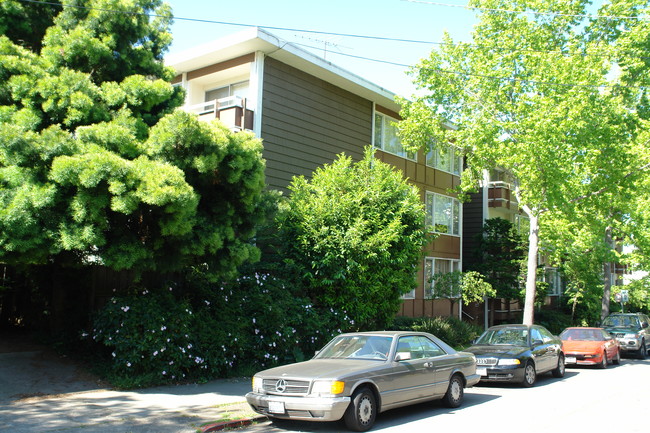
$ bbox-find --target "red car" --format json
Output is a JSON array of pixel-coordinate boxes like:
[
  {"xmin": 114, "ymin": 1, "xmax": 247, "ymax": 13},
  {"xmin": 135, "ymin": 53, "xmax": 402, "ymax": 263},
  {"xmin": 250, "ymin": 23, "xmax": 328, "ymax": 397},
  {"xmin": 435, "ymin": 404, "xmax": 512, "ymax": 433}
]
[{"xmin": 560, "ymin": 327, "xmax": 621, "ymax": 368}]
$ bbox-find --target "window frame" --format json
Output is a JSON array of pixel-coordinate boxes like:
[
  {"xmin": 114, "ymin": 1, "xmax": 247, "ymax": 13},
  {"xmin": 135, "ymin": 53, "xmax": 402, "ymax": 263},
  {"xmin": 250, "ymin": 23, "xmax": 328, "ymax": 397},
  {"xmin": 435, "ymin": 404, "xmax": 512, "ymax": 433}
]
[
  {"xmin": 373, "ymin": 112, "xmax": 416, "ymax": 161},
  {"xmin": 426, "ymin": 141, "xmax": 462, "ymax": 175},
  {"xmin": 424, "ymin": 257, "xmax": 461, "ymax": 299},
  {"xmin": 425, "ymin": 191, "xmax": 461, "ymax": 236}
]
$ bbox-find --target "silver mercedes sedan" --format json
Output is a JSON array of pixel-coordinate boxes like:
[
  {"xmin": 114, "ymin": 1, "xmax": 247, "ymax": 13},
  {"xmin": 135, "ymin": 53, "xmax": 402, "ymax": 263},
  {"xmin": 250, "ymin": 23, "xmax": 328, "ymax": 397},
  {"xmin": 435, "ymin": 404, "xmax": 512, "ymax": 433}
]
[{"xmin": 245, "ymin": 330, "xmax": 479, "ymax": 431}]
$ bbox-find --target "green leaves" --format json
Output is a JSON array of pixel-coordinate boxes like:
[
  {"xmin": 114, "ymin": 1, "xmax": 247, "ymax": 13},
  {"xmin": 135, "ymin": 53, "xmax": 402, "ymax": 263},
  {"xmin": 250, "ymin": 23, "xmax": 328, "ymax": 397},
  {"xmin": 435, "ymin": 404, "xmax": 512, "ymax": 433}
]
[
  {"xmin": 401, "ymin": 0, "xmax": 650, "ymax": 323},
  {"xmin": 278, "ymin": 147, "xmax": 427, "ymax": 330},
  {"xmin": 0, "ymin": 2, "xmax": 267, "ymax": 279}
]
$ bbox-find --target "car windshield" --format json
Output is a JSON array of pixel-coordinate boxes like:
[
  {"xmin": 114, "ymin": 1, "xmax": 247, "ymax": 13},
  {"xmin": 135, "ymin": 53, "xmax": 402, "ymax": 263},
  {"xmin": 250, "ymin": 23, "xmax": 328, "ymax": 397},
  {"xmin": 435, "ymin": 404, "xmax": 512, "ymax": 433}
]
[
  {"xmin": 315, "ymin": 335, "xmax": 393, "ymax": 361},
  {"xmin": 602, "ymin": 315, "xmax": 638, "ymax": 328},
  {"xmin": 476, "ymin": 328, "xmax": 528, "ymax": 346},
  {"xmin": 560, "ymin": 328, "xmax": 605, "ymax": 341}
]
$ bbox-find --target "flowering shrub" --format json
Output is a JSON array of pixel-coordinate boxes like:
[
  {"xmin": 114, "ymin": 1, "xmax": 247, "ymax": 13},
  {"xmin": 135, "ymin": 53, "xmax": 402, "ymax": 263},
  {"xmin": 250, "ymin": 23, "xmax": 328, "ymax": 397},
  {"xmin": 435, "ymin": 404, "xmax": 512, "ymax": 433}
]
[
  {"xmin": 91, "ymin": 267, "xmax": 351, "ymax": 387},
  {"xmin": 92, "ymin": 289, "xmax": 206, "ymax": 386}
]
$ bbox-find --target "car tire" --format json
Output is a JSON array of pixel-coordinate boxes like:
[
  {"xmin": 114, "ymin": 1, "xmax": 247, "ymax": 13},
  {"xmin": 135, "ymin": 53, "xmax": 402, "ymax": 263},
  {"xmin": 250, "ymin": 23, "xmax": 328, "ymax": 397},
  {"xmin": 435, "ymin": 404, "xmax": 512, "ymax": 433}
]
[
  {"xmin": 599, "ymin": 351, "xmax": 608, "ymax": 369},
  {"xmin": 344, "ymin": 387, "xmax": 376, "ymax": 432},
  {"xmin": 552, "ymin": 354, "xmax": 565, "ymax": 378},
  {"xmin": 613, "ymin": 350, "xmax": 621, "ymax": 365},
  {"xmin": 442, "ymin": 374, "xmax": 464, "ymax": 408},
  {"xmin": 522, "ymin": 361, "xmax": 536, "ymax": 387}
]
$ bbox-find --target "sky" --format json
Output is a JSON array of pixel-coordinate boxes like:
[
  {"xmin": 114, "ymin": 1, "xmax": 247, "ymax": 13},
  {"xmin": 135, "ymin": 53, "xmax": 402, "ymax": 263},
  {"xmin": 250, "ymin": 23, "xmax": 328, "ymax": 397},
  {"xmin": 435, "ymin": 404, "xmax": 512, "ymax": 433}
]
[{"xmin": 164, "ymin": 0, "xmax": 480, "ymax": 97}]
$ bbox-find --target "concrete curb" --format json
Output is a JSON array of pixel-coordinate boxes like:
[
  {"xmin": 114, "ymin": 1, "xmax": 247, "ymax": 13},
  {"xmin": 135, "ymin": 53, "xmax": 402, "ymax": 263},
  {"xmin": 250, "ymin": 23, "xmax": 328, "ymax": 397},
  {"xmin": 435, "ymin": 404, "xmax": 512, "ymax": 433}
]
[{"xmin": 199, "ymin": 415, "xmax": 267, "ymax": 432}]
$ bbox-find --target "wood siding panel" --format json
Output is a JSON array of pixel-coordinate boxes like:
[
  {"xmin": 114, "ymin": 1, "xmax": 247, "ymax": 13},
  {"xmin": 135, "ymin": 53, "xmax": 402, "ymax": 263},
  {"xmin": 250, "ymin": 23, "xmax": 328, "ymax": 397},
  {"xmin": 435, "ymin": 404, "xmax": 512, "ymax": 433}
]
[{"xmin": 261, "ymin": 57, "xmax": 372, "ymax": 191}]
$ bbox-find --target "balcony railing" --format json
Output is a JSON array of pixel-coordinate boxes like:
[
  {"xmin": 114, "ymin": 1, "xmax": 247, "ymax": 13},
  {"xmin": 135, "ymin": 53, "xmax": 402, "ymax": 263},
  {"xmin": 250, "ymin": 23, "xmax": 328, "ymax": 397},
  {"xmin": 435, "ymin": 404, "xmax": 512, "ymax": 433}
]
[
  {"xmin": 487, "ymin": 180, "xmax": 518, "ymax": 209},
  {"xmin": 185, "ymin": 96, "xmax": 254, "ymax": 131}
]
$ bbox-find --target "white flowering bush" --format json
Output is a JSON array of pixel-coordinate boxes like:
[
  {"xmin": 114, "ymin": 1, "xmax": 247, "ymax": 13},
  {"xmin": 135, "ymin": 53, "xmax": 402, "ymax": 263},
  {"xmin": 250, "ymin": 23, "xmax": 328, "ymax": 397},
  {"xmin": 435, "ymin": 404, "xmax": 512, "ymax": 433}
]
[
  {"xmin": 92, "ymin": 290, "xmax": 204, "ymax": 387},
  {"xmin": 91, "ymin": 265, "xmax": 350, "ymax": 387}
]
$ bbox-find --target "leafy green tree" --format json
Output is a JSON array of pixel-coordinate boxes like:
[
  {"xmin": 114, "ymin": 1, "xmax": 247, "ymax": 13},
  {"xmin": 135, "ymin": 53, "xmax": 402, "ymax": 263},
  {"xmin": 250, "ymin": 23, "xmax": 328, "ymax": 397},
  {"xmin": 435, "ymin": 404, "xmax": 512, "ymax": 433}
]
[
  {"xmin": 276, "ymin": 148, "xmax": 428, "ymax": 330},
  {"xmin": 430, "ymin": 270, "xmax": 495, "ymax": 316},
  {"xmin": 468, "ymin": 218, "xmax": 526, "ymax": 300},
  {"xmin": 0, "ymin": 0, "xmax": 266, "ymax": 280},
  {"xmin": 399, "ymin": 0, "xmax": 647, "ymax": 325}
]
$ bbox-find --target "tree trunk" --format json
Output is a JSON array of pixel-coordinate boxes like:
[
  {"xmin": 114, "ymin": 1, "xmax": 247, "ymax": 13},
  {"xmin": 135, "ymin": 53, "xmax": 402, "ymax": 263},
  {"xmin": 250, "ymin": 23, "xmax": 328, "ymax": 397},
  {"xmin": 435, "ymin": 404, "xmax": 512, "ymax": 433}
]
[
  {"xmin": 522, "ymin": 211, "xmax": 539, "ymax": 326},
  {"xmin": 601, "ymin": 225, "xmax": 614, "ymax": 321}
]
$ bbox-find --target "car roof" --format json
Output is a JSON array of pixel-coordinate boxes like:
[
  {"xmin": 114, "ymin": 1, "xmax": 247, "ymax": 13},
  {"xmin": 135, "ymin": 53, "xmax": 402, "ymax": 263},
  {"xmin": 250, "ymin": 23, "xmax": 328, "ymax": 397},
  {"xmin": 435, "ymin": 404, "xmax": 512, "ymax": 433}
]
[
  {"xmin": 563, "ymin": 327, "xmax": 602, "ymax": 330},
  {"xmin": 487, "ymin": 324, "xmax": 531, "ymax": 329},
  {"xmin": 337, "ymin": 331, "xmax": 431, "ymax": 337}
]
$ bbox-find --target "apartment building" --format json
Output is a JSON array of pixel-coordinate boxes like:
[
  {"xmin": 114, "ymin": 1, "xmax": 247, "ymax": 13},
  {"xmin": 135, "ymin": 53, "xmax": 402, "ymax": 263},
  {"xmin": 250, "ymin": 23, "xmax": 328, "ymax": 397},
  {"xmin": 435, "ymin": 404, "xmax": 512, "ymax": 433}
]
[{"xmin": 167, "ymin": 27, "xmax": 463, "ymax": 318}]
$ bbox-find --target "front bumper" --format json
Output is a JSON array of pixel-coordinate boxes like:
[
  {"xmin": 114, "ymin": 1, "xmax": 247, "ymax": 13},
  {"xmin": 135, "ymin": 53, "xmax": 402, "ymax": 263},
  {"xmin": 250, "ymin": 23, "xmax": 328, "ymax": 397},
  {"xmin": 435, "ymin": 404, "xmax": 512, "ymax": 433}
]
[
  {"xmin": 475, "ymin": 365, "xmax": 525, "ymax": 383},
  {"xmin": 615, "ymin": 338, "xmax": 642, "ymax": 352},
  {"xmin": 245, "ymin": 392, "xmax": 350, "ymax": 422},
  {"xmin": 564, "ymin": 353, "xmax": 602, "ymax": 366}
]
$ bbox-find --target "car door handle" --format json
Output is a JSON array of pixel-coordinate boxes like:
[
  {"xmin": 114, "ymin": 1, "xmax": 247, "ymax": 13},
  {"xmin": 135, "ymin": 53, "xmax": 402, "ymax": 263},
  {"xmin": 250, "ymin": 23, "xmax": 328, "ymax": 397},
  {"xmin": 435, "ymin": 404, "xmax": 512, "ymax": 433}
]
[{"xmin": 423, "ymin": 362, "xmax": 434, "ymax": 368}]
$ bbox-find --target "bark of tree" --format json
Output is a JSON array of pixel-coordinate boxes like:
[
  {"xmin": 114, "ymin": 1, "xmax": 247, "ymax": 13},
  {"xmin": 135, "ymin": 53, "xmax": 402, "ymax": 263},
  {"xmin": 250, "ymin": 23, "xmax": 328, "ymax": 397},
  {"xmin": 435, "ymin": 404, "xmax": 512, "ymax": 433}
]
[{"xmin": 523, "ymin": 209, "xmax": 539, "ymax": 326}]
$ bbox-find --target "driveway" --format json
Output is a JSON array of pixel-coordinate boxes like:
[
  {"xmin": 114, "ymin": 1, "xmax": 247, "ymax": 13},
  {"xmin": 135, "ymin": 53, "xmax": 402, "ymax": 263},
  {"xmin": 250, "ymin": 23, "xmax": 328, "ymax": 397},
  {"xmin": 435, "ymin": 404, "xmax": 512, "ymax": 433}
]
[
  {"xmin": 0, "ymin": 331, "xmax": 257, "ymax": 432},
  {"xmin": 0, "ymin": 331, "xmax": 105, "ymax": 401}
]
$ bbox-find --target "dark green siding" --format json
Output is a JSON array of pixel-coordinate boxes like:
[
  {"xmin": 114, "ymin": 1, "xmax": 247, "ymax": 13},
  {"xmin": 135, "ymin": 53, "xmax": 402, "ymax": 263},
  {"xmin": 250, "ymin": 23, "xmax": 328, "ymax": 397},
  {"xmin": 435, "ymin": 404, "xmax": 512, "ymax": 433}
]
[{"xmin": 261, "ymin": 57, "xmax": 373, "ymax": 191}]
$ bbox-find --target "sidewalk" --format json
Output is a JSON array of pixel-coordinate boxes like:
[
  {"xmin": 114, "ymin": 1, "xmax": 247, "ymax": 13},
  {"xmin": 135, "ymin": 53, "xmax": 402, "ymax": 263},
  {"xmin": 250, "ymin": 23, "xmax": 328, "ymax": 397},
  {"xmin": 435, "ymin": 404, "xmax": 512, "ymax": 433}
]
[{"xmin": 0, "ymin": 334, "xmax": 265, "ymax": 432}]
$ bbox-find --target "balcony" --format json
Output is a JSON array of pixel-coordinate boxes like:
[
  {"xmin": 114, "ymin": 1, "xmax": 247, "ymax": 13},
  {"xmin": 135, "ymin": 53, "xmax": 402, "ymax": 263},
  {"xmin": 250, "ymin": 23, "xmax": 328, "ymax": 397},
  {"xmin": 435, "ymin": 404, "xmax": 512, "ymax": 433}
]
[
  {"xmin": 487, "ymin": 181, "xmax": 518, "ymax": 210},
  {"xmin": 185, "ymin": 96, "xmax": 254, "ymax": 132}
]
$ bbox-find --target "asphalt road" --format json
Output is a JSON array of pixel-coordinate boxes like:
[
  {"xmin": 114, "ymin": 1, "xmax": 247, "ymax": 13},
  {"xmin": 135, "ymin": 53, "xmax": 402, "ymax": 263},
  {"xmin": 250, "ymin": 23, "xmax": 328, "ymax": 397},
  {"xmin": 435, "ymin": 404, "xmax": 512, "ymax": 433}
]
[{"xmin": 239, "ymin": 356, "xmax": 650, "ymax": 433}]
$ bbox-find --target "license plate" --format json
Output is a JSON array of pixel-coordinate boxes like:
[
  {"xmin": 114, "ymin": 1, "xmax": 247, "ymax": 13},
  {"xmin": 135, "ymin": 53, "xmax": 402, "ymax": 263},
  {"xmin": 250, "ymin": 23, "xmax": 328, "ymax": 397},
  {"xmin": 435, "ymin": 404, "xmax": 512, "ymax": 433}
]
[
  {"xmin": 566, "ymin": 357, "xmax": 577, "ymax": 364},
  {"xmin": 268, "ymin": 400, "xmax": 285, "ymax": 414},
  {"xmin": 477, "ymin": 367, "xmax": 487, "ymax": 376}
]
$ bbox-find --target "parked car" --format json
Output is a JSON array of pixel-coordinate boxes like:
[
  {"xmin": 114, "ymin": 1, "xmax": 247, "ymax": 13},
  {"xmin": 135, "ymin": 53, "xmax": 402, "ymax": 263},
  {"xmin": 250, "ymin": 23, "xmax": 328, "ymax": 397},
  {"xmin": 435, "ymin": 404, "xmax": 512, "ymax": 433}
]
[
  {"xmin": 245, "ymin": 331, "xmax": 479, "ymax": 432},
  {"xmin": 560, "ymin": 327, "xmax": 621, "ymax": 368},
  {"xmin": 601, "ymin": 312, "xmax": 650, "ymax": 359},
  {"xmin": 466, "ymin": 324, "xmax": 565, "ymax": 387}
]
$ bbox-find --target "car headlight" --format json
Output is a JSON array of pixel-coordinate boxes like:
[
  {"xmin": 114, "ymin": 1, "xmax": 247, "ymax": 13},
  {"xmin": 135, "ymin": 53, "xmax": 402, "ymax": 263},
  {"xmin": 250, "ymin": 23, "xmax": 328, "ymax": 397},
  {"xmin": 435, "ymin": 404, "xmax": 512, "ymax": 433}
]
[
  {"xmin": 252, "ymin": 376, "xmax": 263, "ymax": 393},
  {"xmin": 624, "ymin": 333, "xmax": 638, "ymax": 339},
  {"xmin": 498, "ymin": 358, "xmax": 521, "ymax": 366},
  {"xmin": 310, "ymin": 380, "xmax": 345, "ymax": 396}
]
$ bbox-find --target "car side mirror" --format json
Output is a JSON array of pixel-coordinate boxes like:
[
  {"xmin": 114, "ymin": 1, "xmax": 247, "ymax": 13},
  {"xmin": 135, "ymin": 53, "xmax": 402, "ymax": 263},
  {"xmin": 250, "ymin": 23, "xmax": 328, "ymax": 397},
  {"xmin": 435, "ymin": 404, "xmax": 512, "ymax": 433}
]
[
  {"xmin": 395, "ymin": 352, "xmax": 412, "ymax": 362},
  {"xmin": 532, "ymin": 339, "xmax": 543, "ymax": 347},
  {"xmin": 643, "ymin": 322, "xmax": 648, "ymax": 329}
]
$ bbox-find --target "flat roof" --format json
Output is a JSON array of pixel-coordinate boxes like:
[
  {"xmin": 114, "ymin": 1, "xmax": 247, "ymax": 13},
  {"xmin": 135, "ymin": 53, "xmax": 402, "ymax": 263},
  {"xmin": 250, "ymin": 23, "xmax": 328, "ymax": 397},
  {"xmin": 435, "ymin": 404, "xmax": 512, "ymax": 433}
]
[{"xmin": 165, "ymin": 27, "xmax": 402, "ymax": 113}]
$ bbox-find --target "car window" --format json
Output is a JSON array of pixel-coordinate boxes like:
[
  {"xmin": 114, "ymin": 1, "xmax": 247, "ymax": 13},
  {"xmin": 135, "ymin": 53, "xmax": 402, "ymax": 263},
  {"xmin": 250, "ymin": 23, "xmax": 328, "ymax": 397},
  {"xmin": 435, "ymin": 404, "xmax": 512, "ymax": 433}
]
[
  {"xmin": 415, "ymin": 336, "xmax": 446, "ymax": 358},
  {"xmin": 537, "ymin": 327, "xmax": 555, "ymax": 343},
  {"xmin": 476, "ymin": 328, "xmax": 528, "ymax": 345},
  {"xmin": 396, "ymin": 336, "xmax": 416, "ymax": 359},
  {"xmin": 602, "ymin": 330, "xmax": 613, "ymax": 340},
  {"xmin": 317, "ymin": 335, "xmax": 392, "ymax": 360},
  {"xmin": 530, "ymin": 328, "xmax": 543, "ymax": 343}
]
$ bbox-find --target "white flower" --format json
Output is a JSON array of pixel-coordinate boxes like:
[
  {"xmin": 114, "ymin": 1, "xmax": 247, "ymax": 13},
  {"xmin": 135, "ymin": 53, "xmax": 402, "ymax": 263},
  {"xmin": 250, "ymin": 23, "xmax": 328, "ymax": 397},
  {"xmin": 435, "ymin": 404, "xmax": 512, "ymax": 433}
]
[{"xmin": 126, "ymin": 362, "xmax": 131, "ymax": 367}]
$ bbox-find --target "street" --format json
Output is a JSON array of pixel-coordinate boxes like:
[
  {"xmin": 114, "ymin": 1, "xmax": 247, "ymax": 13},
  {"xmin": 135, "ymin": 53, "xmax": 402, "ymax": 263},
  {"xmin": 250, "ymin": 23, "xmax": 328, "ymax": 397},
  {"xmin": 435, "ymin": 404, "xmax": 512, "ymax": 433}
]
[{"xmin": 239, "ymin": 357, "xmax": 649, "ymax": 433}]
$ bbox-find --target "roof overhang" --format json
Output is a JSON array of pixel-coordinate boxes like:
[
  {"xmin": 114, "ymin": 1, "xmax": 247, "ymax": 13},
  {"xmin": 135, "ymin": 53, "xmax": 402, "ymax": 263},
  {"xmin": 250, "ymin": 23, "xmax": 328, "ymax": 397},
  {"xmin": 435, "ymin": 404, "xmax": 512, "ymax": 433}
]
[{"xmin": 166, "ymin": 27, "xmax": 402, "ymax": 113}]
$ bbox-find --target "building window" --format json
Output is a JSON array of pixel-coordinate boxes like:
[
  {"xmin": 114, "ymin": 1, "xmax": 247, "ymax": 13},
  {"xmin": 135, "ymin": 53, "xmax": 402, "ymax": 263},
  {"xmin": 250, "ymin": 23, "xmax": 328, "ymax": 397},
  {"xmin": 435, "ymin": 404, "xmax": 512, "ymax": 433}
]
[
  {"xmin": 425, "ymin": 192, "xmax": 461, "ymax": 235},
  {"xmin": 514, "ymin": 214, "xmax": 529, "ymax": 236},
  {"xmin": 374, "ymin": 112, "xmax": 416, "ymax": 161},
  {"xmin": 426, "ymin": 142, "xmax": 462, "ymax": 175},
  {"xmin": 204, "ymin": 81, "xmax": 249, "ymax": 111},
  {"xmin": 544, "ymin": 267, "xmax": 564, "ymax": 296},
  {"xmin": 424, "ymin": 257, "xmax": 461, "ymax": 299},
  {"xmin": 401, "ymin": 287, "xmax": 415, "ymax": 300}
]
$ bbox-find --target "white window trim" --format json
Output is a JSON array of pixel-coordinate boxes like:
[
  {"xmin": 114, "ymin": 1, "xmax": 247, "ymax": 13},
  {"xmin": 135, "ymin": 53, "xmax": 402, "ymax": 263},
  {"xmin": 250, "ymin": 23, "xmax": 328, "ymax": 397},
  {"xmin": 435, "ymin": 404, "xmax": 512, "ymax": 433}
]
[
  {"xmin": 424, "ymin": 257, "xmax": 461, "ymax": 299},
  {"xmin": 426, "ymin": 142, "xmax": 462, "ymax": 176},
  {"xmin": 425, "ymin": 191, "xmax": 462, "ymax": 237},
  {"xmin": 373, "ymin": 110, "xmax": 417, "ymax": 162}
]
